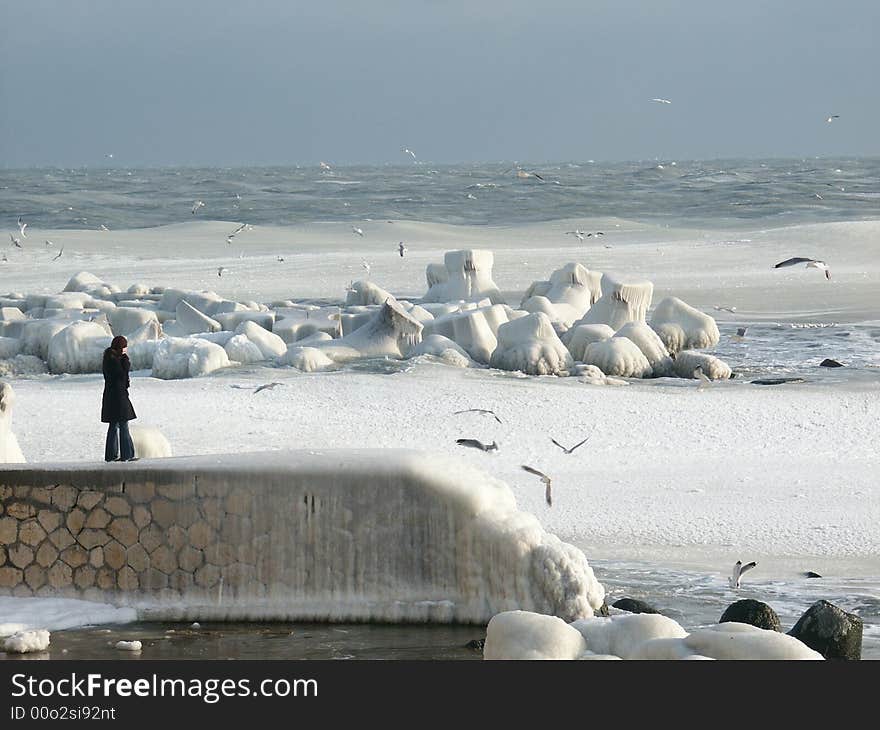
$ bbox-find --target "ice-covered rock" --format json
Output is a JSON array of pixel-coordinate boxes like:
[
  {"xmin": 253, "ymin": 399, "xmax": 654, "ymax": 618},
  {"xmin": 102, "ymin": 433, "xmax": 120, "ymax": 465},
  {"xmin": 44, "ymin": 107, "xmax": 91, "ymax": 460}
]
[
  {"xmin": 345, "ymin": 280, "xmax": 395, "ymax": 307},
  {"xmin": 175, "ymin": 299, "xmax": 221, "ymax": 334},
  {"xmin": 409, "ymin": 334, "xmax": 475, "ymax": 367},
  {"xmin": 572, "ymin": 613, "xmax": 688, "ymax": 659},
  {"xmin": 130, "ymin": 425, "xmax": 173, "ymax": 459},
  {"xmin": 316, "ymin": 298, "xmax": 423, "ymax": 362},
  {"xmin": 47, "ymin": 320, "xmax": 111, "ymax": 374},
  {"xmin": 0, "ymin": 355, "xmax": 48, "ymax": 378},
  {"xmin": 109, "ymin": 307, "xmax": 159, "ymax": 336},
  {"xmin": 63, "ymin": 271, "xmax": 112, "ymax": 293},
  {"xmin": 0, "ymin": 381, "xmax": 26, "ymax": 463},
  {"xmin": 152, "ymin": 337, "xmax": 231, "ymax": 379},
  {"xmin": 650, "ymin": 296, "xmax": 720, "ymax": 353},
  {"xmin": 522, "ymin": 263, "xmax": 602, "ymax": 321},
  {"xmin": 613, "ymin": 322, "xmax": 674, "ymax": 377},
  {"xmin": 424, "ymin": 304, "xmax": 510, "ymax": 363},
  {"xmin": 278, "ymin": 346, "xmax": 336, "ymax": 372},
  {"xmin": 563, "ymin": 323, "xmax": 615, "ymax": 360},
  {"xmin": 224, "ymin": 334, "xmax": 265, "ymax": 364},
  {"xmin": 672, "ymin": 350, "xmax": 732, "ymax": 380},
  {"xmin": 484, "ymin": 610, "xmax": 587, "ymax": 660},
  {"xmin": 489, "ymin": 312, "xmax": 573, "ymax": 376},
  {"xmin": 295, "ymin": 331, "xmax": 333, "ymax": 346},
  {"xmin": 582, "ymin": 337, "xmax": 653, "ymax": 378},
  {"xmin": 2, "ymin": 629, "xmax": 50, "ymax": 654},
  {"xmin": 575, "ymin": 273, "xmax": 653, "ymax": 331},
  {"xmin": 234, "ymin": 321, "xmax": 287, "ymax": 359},
  {"xmin": 214, "ymin": 310, "xmax": 275, "ymax": 332},
  {"xmin": 422, "ymin": 250, "xmax": 505, "ymax": 304},
  {"xmin": 521, "ymin": 295, "xmax": 582, "ymax": 329},
  {"xmin": 0, "ymin": 307, "xmax": 25, "ymax": 322},
  {"xmin": 0, "ymin": 336, "xmax": 22, "ymax": 359},
  {"xmin": 127, "ymin": 283, "xmax": 152, "ymax": 297},
  {"xmin": 337, "ymin": 307, "xmax": 378, "ymax": 337},
  {"xmin": 631, "ymin": 623, "xmax": 823, "ymax": 660},
  {"xmin": 114, "ymin": 640, "xmax": 142, "ymax": 652}
]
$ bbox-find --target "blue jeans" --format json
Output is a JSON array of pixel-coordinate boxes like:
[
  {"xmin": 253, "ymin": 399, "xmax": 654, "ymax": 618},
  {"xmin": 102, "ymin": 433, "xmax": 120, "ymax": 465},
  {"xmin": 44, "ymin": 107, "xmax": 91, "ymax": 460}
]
[{"xmin": 105, "ymin": 421, "xmax": 135, "ymax": 461}]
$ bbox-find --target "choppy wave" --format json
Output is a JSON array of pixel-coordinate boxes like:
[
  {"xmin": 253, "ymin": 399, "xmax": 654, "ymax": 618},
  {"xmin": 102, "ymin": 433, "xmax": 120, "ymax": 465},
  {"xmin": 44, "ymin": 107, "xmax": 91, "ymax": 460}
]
[{"xmin": 2, "ymin": 157, "xmax": 879, "ymax": 231}]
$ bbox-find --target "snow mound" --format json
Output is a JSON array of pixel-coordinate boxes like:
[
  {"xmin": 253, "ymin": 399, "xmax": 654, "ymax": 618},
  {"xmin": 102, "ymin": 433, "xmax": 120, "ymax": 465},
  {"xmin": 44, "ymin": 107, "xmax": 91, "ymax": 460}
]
[
  {"xmin": 130, "ymin": 425, "xmax": 173, "ymax": 458},
  {"xmin": 572, "ymin": 613, "xmax": 689, "ymax": 659},
  {"xmin": 2, "ymin": 629, "xmax": 50, "ymax": 654},
  {"xmin": 672, "ymin": 350, "xmax": 733, "ymax": 380},
  {"xmin": 115, "ymin": 640, "xmax": 142, "ymax": 652},
  {"xmin": 234, "ymin": 320, "xmax": 287, "ymax": 359},
  {"xmin": 0, "ymin": 355, "xmax": 48, "ymax": 378},
  {"xmin": 563, "ymin": 323, "xmax": 615, "ymax": 360},
  {"xmin": 631, "ymin": 623, "xmax": 823, "ymax": 660},
  {"xmin": 152, "ymin": 337, "xmax": 231, "ymax": 379},
  {"xmin": 224, "ymin": 334, "xmax": 265, "ymax": 364},
  {"xmin": 613, "ymin": 322, "xmax": 673, "ymax": 377},
  {"xmin": 650, "ymin": 296, "xmax": 720, "ymax": 353},
  {"xmin": 582, "ymin": 337, "xmax": 653, "ymax": 378},
  {"xmin": 278, "ymin": 346, "xmax": 335, "ymax": 372}
]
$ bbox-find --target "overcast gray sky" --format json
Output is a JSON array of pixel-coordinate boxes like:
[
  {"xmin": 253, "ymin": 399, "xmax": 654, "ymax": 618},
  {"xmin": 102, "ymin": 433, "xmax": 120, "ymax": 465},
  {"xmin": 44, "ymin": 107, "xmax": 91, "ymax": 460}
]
[{"xmin": 1, "ymin": 0, "xmax": 877, "ymax": 167}]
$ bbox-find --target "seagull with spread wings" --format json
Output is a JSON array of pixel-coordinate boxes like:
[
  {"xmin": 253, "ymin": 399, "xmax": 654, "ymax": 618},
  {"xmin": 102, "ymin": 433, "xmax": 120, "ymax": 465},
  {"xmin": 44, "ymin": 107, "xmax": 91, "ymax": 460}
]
[
  {"xmin": 521, "ymin": 465, "xmax": 553, "ymax": 506},
  {"xmin": 728, "ymin": 560, "xmax": 757, "ymax": 589},
  {"xmin": 453, "ymin": 408, "xmax": 503, "ymax": 424},
  {"xmin": 550, "ymin": 434, "xmax": 592, "ymax": 454},
  {"xmin": 773, "ymin": 257, "xmax": 831, "ymax": 280}
]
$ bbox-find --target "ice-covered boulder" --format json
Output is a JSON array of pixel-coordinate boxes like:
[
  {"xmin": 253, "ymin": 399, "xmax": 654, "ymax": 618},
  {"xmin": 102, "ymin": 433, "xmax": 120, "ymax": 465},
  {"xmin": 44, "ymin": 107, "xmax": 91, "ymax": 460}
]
[
  {"xmin": 47, "ymin": 321, "xmax": 110, "ymax": 374},
  {"xmin": 126, "ymin": 320, "xmax": 163, "ymax": 371},
  {"xmin": 650, "ymin": 297, "xmax": 720, "ymax": 353},
  {"xmin": 127, "ymin": 283, "xmax": 152, "ymax": 297},
  {"xmin": 63, "ymin": 271, "xmax": 111, "ymax": 293},
  {"xmin": 345, "ymin": 280, "xmax": 395, "ymax": 307},
  {"xmin": 224, "ymin": 334, "xmax": 265, "ymax": 364},
  {"xmin": 214, "ymin": 310, "xmax": 275, "ymax": 332},
  {"xmin": 489, "ymin": 312, "xmax": 573, "ymax": 376},
  {"xmin": 0, "ymin": 381, "xmax": 26, "ymax": 463},
  {"xmin": 234, "ymin": 321, "xmax": 287, "ymax": 359},
  {"xmin": 422, "ymin": 250, "xmax": 505, "ymax": 304},
  {"xmin": 424, "ymin": 304, "xmax": 510, "ymax": 363},
  {"xmin": 0, "ymin": 355, "xmax": 48, "ymax": 377},
  {"xmin": 484, "ymin": 610, "xmax": 587, "ymax": 660},
  {"xmin": 631, "ymin": 623, "xmax": 823, "ymax": 660},
  {"xmin": 0, "ymin": 307, "xmax": 25, "ymax": 322},
  {"xmin": 582, "ymin": 337, "xmax": 653, "ymax": 378},
  {"xmin": 315, "ymin": 298, "xmax": 423, "ymax": 362},
  {"xmin": 337, "ymin": 307, "xmax": 379, "ymax": 337},
  {"xmin": 425, "ymin": 262, "xmax": 449, "ymax": 289},
  {"xmin": 572, "ymin": 613, "xmax": 688, "ymax": 659},
  {"xmin": 175, "ymin": 299, "xmax": 221, "ymax": 334},
  {"xmin": 109, "ymin": 307, "xmax": 159, "ymax": 336},
  {"xmin": 575, "ymin": 274, "xmax": 653, "ymax": 331},
  {"xmin": 563, "ymin": 323, "xmax": 615, "ymax": 360},
  {"xmin": 130, "ymin": 425, "xmax": 173, "ymax": 459},
  {"xmin": 278, "ymin": 346, "xmax": 336, "ymax": 372},
  {"xmin": 521, "ymin": 295, "xmax": 582, "ymax": 329},
  {"xmin": 152, "ymin": 337, "xmax": 231, "ymax": 379},
  {"xmin": 295, "ymin": 331, "xmax": 333, "ymax": 346},
  {"xmin": 0, "ymin": 336, "xmax": 22, "ymax": 359},
  {"xmin": 408, "ymin": 334, "xmax": 475, "ymax": 367},
  {"xmin": 523, "ymin": 263, "xmax": 602, "ymax": 319},
  {"xmin": 672, "ymin": 350, "xmax": 732, "ymax": 380},
  {"xmin": 274, "ymin": 308, "xmax": 342, "ymax": 342},
  {"xmin": 613, "ymin": 322, "xmax": 674, "ymax": 377}
]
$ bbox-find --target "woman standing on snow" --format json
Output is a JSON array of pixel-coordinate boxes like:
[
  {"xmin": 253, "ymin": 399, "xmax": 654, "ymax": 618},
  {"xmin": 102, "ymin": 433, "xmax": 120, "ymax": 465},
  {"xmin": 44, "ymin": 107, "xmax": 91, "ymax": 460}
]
[{"xmin": 101, "ymin": 335, "xmax": 137, "ymax": 462}]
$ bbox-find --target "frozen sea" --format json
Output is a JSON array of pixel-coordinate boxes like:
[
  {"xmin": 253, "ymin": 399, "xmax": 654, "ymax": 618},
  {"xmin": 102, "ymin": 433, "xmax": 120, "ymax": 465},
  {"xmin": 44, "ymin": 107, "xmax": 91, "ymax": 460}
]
[{"xmin": 1, "ymin": 158, "xmax": 879, "ymax": 658}]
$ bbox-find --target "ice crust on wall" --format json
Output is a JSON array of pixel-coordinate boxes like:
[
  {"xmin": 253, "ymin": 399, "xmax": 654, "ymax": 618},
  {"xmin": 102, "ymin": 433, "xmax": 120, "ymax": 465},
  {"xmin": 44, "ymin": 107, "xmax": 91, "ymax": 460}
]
[
  {"xmin": 0, "ymin": 381, "xmax": 26, "ymax": 463},
  {"xmin": 422, "ymin": 250, "xmax": 505, "ymax": 304},
  {"xmin": 0, "ymin": 451, "xmax": 605, "ymax": 623}
]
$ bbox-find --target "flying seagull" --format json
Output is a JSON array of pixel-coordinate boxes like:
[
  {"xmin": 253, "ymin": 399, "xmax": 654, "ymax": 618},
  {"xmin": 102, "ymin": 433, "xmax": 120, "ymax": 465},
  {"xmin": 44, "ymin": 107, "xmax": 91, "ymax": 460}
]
[
  {"xmin": 218, "ymin": 266, "xmax": 228, "ymax": 277},
  {"xmin": 773, "ymin": 257, "xmax": 831, "ymax": 280},
  {"xmin": 9, "ymin": 233, "xmax": 22, "ymax": 248},
  {"xmin": 515, "ymin": 169, "xmax": 544, "ymax": 181},
  {"xmin": 192, "ymin": 200, "xmax": 206, "ymax": 215},
  {"xmin": 99, "ymin": 224, "xmax": 110, "ymax": 231},
  {"xmin": 361, "ymin": 259, "xmax": 371, "ymax": 277},
  {"xmin": 398, "ymin": 242, "xmax": 407, "ymax": 258},
  {"xmin": 728, "ymin": 560, "xmax": 757, "ymax": 589},
  {"xmin": 714, "ymin": 305, "xmax": 737, "ymax": 314},
  {"xmin": 550, "ymin": 434, "xmax": 592, "ymax": 454},
  {"xmin": 402, "ymin": 148, "xmax": 417, "ymax": 160},
  {"xmin": 52, "ymin": 247, "xmax": 64, "ymax": 262},
  {"xmin": 319, "ymin": 161, "xmax": 332, "ymax": 170},
  {"xmin": 231, "ymin": 223, "xmax": 248, "ymax": 235},
  {"xmin": 651, "ymin": 98, "xmax": 672, "ymax": 104},
  {"xmin": 254, "ymin": 382, "xmax": 283, "ymax": 394},
  {"xmin": 17, "ymin": 217, "xmax": 27, "ymax": 238},
  {"xmin": 277, "ymin": 255, "xmax": 285, "ymax": 263},
  {"xmin": 456, "ymin": 438, "xmax": 498, "ymax": 452},
  {"xmin": 825, "ymin": 115, "xmax": 840, "ymax": 123},
  {"xmin": 453, "ymin": 408, "xmax": 503, "ymax": 424},
  {"xmin": 352, "ymin": 226, "xmax": 364, "ymax": 237},
  {"xmin": 566, "ymin": 229, "xmax": 586, "ymax": 241},
  {"xmin": 586, "ymin": 231, "xmax": 604, "ymax": 238},
  {"xmin": 45, "ymin": 239, "xmax": 54, "ymax": 247},
  {"xmin": 521, "ymin": 465, "xmax": 553, "ymax": 507}
]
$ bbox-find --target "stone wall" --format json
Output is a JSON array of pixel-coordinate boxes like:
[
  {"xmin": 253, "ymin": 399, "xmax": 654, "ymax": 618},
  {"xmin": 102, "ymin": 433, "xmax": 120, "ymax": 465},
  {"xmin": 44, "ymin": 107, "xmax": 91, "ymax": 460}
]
[{"xmin": 0, "ymin": 451, "xmax": 604, "ymax": 623}]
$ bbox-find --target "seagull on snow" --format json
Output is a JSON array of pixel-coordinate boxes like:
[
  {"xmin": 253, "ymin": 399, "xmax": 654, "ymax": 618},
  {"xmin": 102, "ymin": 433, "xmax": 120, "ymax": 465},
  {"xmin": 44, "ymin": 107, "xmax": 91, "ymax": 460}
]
[
  {"xmin": 728, "ymin": 560, "xmax": 757, "ymax": 589},
  {"xmin": 773, "ymin": 257, "xmax": 831, "ymax": 280},
  {"xmin": 192, "ymin": 200, "xmax": 205, "ymax": 215},
  {"xmin": 218, "ymin": 266, "xmax": 228, "ymax": 277},
  {"xmin": 398, "ymin": 242, "xmax": 407, "ymax": 257}
]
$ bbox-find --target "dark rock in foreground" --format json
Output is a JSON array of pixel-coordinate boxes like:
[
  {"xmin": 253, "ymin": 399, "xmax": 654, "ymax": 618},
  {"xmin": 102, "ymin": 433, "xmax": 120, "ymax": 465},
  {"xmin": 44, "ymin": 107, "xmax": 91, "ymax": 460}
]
[
  {"xmin": 465, "ymin": 639, "xmax": 485, "ymax": 651},
  {"xmin": 819, "ymin": 358, "xmax": 844, "ymax": 367},
  {"xmin": 613, "ymin": 598, "xmax": 660, "ymax": 615},
  {"xmin": 804, "ymin": 571, "xmax": 823, "ymax": 578},
  {"xmin": 720, "ymin": 599, "xmax": 781, "ymax": 632},
  {"xmin": 788, "ymin": 600, "xmax": 862, "ymax": 660}
]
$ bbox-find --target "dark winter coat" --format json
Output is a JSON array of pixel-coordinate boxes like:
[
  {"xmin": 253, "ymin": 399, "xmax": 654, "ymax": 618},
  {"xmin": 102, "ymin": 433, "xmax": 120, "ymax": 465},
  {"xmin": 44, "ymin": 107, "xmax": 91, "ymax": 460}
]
[{"xmin": 101, "ymin": 348, "xmax": 137, "ymax": 423}]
